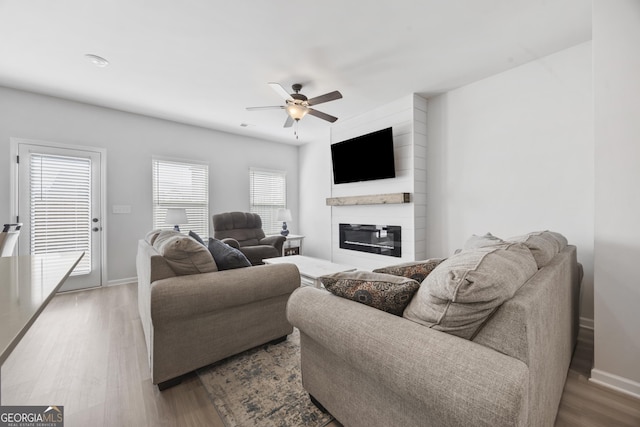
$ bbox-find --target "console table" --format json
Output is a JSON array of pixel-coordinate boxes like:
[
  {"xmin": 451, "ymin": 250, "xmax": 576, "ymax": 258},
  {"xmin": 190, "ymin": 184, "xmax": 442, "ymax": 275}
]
[{"xmin": 0, "ymin": 251, "xmax": 84, "ymax": 403}]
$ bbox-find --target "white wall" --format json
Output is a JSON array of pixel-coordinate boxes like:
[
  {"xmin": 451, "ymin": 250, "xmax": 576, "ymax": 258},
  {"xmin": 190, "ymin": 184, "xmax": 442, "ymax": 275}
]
[
  {"xmin": 298, "ymin": 132, "xmax": 332, "ymax": 260},
  {"xmin": 299, "ymin": 94, "xmax": 427, "ymax": 270},
  {"xmin": 592, "ymin": 0, "xmax": 640, "ymax": 398},
  {"xmin": 0, "ymin": 86, "xmax": 299, "ymax": 283},
  {"xmin": 330, "ymin": 95, "xmax": 427, "ymax": 269},
  {"xmin": 426, "ymin": 42, "xmax": 594, "ymax": 321}
]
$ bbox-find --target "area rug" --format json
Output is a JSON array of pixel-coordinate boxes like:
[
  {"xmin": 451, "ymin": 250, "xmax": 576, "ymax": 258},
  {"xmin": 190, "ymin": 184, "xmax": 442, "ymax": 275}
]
[{"xmin": 197, "ymin": 329, "xmax": 334, "ymax": 427}]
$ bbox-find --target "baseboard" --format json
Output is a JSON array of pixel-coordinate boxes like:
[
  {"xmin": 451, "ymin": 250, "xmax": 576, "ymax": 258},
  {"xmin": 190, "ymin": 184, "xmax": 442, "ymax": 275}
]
[
  {"xmin": 106, "ymin": 277, "xmax": 137, "ymax": 287},
  {"xmin": 590, "ymin": 369, "xmax": 640, "ymax": 399},
  {"xmin": 579, "ymin": 316, "xmax": 594, "ymax": 330}
]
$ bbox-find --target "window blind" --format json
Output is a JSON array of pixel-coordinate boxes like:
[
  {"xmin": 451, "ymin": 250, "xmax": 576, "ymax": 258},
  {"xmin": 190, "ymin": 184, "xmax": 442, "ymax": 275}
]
[
  {"xmin": 30, "ymin": 153, "xmax": 92, "ymax": 275},
  {"xmin": 249, "ymin": 168, "xmax": 286, "ymax": 235},
  {"xmin": 152, "ymin": 158, "xmax": 209, "ymax": 237}
]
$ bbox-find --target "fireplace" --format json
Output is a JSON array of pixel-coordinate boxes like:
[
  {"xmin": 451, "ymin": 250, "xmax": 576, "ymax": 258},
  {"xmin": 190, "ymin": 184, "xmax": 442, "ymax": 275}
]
[{"xmin": 339, "ymin": 224, "xmax": 401, "ymax": 257}]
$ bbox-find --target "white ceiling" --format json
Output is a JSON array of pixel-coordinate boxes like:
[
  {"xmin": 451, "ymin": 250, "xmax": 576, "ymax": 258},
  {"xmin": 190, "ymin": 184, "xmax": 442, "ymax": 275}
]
[{"xmin": 0, "ymin": 0, "xmax": 591, "ymax": 144}]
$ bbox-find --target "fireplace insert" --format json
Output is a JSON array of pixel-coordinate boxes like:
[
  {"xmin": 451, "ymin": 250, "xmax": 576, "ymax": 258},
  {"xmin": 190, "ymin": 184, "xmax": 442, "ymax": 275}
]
[{"xmin": 339, "ymin": 224, "xmax": 401, "ymax": 257}]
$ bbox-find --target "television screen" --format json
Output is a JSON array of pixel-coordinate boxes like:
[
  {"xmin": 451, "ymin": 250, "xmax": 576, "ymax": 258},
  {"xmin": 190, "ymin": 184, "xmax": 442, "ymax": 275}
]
[{"xmin": 330, "ymin": 127, "xmax": 395, "ymax": 184}]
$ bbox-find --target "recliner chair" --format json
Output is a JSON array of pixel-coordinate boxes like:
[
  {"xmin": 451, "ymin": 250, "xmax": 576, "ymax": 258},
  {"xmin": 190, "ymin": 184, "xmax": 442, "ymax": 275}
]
[{"xmin": 212, "ymin": 212, "xmax": 285, "ymax": 265}]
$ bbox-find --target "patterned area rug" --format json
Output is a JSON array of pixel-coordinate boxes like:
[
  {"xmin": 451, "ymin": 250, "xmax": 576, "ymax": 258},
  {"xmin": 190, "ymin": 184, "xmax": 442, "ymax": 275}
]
[{"xmin": 197, "ymin": 329, "xmax": 334, "ymax": 427}]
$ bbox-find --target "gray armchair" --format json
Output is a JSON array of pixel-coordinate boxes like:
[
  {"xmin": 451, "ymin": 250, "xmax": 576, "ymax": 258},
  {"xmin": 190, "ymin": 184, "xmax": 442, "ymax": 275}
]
[{"xmin": 212, "ymin": 212, "xmax": 285, "ymax": 265}]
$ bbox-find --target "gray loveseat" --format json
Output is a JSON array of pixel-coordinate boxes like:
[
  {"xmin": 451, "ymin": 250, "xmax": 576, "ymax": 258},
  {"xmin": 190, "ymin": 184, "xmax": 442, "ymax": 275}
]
[
  {"xmin": 287, "ymin": 232, "xmax": 581, "ymax": 427},
  {"xmin": 136, "ymin": 230, "xmax": 300, "ymax": 389}
]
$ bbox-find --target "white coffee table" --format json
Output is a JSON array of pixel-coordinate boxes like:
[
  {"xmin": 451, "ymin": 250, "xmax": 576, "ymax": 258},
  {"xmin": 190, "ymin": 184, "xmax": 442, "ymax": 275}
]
[{"xmin": 264, "ymin": 255, "xmax": 356, "ymax": 288}]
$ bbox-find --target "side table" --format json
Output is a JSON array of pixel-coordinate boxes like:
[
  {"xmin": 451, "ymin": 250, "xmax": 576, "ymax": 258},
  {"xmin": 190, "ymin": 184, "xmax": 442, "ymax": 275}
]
[{"xmin": 282, "ymin": 234, "xmax": 305, "ymax": 256}]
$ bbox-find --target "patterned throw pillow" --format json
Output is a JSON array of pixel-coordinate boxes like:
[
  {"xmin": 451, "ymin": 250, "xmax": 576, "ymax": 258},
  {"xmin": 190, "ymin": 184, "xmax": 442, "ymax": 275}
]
[
  {"xmin": 320, "ymin": 271, "xmax": 420, "ymax": 316},
  {"xmin": 373, "ymin": 258, "xmax": 445, "ymax": 283}
]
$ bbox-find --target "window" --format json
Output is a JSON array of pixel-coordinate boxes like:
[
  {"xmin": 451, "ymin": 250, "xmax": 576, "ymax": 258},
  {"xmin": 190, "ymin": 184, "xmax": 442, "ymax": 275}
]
[
  {"xmin": 29, "ymin": 153, "xmax": 92, "ymax": 275},
  {"xmin": 249, "ymin": 168, "xmax": 286, "ymax": 235},
  {"xmin": 153, "ymin": 157, "xmax": 209, "ymax": 236}
]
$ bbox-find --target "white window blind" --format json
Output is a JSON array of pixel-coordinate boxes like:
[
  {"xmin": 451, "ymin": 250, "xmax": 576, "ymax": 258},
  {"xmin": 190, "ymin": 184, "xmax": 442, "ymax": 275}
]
[
  {"xmin": 249, "ymin": 168, "xmax": 286, "ymax": 235},
  {"xmin": 152, "ymin": 158, "xmax": 209, "ymax": 236},
  {"xmin": 30, "ymin": 153, "xmax": 92, "ymax": 275}
]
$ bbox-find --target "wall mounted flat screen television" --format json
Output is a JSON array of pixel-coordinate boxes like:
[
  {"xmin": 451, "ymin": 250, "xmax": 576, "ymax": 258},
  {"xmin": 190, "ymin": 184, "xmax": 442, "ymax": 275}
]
[{"xmin": 331, "ymin": 127, "xmax": 395, "ymax": 184}]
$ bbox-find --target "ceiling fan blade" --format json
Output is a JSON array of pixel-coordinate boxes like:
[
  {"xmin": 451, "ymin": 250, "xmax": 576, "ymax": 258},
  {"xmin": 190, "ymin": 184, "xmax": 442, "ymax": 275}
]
[
  {"xmin": 284, "ymin": 115, "xmax": 294, "ymax": 128},
  {"xmin": 307, "ymin": 90, "xmax": 343, "ymax": 106},
  {"xmin": 268, "ymin": 82, "xmax": 294, "ymax": 101},
  {"xmin": 308, "ymin": 108, "xmax": 338, "ymax": 123},
  {"xmin": 246, "ymin": 105, "xmax": 285, "ymax": 111}
]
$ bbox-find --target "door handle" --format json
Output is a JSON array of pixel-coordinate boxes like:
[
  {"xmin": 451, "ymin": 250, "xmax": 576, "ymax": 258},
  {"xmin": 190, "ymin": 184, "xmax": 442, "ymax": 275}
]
[{"xmin": 92, "ymin": 227, "xmax": 100, "ymax": 232}]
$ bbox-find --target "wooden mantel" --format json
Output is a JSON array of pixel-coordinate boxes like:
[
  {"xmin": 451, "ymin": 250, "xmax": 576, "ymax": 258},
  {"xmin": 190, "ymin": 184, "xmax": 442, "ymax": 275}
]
[{"xmin": 326, "ymin": 192, "xmax": 411, "ymax": 206}]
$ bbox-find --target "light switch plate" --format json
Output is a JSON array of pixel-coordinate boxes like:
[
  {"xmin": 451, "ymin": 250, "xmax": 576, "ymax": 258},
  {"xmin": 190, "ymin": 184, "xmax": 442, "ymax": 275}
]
[{"xmin": 112, "ymin": 205, "xmax": 132, "ymax": 214}]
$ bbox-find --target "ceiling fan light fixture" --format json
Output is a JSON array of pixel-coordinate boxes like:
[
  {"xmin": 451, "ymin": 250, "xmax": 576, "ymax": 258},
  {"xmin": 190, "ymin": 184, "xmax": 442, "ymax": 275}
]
[{"xmin": 286, "ymin": 103, "xmax": 308, "ymax": 120}]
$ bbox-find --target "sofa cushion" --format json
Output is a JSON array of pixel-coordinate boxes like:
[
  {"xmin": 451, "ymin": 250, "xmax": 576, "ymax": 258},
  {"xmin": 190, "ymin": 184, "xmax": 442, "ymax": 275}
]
[
  {"xmin": 508, "ymin": 231, "xmax": 561, "ymax": 268},
  {"xmin": 152, "ymin": 229, "xmax": 181, "ymax": 249},
  {"xmin": 321, "ymin": 271, "xmax": 420, "ymax": 316},
  {"xmin": 145, "ymin": 229, "xmax": 163, "ymax": 245},
  {"xmin": 188, "ymin": 230, "xmax": 206, "ymax": 246},
  {"xmin": 403, "ymin": 242, "xmax": 538, "ymax": 339},
  {"xmin": 546, "ymin": 231, "xmax": 568, "ymax": 250},
  {"xmin": 207, "ymin": 238, "xmax": 251, "ymax": 270},
  {"xmin": 463, "ymin": 232, "xmax": 505, "ymax": 250},
  {"xmin": 153, "ymin": 231, "xmax": 218, "ymax": 275},
  {"xmin": 373, "ymin": 259, "xmax": 445, "ymax": 283}
]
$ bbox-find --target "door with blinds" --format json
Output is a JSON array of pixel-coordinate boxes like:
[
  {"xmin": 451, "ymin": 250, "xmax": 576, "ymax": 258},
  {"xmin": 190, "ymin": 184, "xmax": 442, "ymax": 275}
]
[{"xmin": 17, "ymin": 143, "xmax": 102, "ymax": 291}]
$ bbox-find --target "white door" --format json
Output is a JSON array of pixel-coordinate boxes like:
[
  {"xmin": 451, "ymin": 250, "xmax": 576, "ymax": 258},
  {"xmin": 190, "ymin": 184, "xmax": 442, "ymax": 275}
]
[{"xmin": 17, "ymin": 143, "xmax": 103, "ymax": 291}]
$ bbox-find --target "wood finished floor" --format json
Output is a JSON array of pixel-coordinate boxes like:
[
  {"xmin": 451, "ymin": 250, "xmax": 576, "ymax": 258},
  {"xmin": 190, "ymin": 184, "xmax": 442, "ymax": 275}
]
[{"xmin": 2, "ymin": 283, "xmax": 639, "ymax": 427}]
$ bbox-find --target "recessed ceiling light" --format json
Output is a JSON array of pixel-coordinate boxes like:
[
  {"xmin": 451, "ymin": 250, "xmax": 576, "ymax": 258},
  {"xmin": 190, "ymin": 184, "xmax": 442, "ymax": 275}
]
[{"xmin": 85, "ymin": 54, "xmax": 109, "ymax": 67}]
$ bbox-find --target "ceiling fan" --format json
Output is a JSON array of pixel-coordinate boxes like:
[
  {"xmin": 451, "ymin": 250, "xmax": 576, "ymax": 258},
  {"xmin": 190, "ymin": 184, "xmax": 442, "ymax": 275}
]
[{"xmin": 246, "ymin": 83, "xmax": 343, "ymax": 129}]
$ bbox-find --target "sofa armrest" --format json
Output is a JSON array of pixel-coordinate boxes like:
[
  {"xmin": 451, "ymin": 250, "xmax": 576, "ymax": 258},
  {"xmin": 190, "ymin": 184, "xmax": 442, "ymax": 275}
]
[
  {"xmin": 221, "ymin": 237, "xmax": 240, "ymax": 249},
  {"xmin": 260, "ymin": 235, "xmax": 286, "ymax": 253},
  {"xmin": 151, "ymin": 263, "xmax": 299, "ymax": 322},
  {"xmin": 287, "ymin": 287, "xmax": 529, "ymax": 427}
]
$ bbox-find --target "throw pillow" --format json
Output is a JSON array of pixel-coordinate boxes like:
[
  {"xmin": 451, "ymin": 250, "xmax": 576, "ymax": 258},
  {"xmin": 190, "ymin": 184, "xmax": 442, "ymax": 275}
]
[
  {"xmin": 152, "ymin": 229, "xmax": 182, "ymax": 250},
  {"xmin": 145, "ymin": 229, "xmax": 162, "ymax": 245},
  {"xmin": 154, "ymin": 233, "xmax": 218, "ymax": 275},
  {"xmin": 546, "ymin": 231, "xmax": 568, "ymax": 250},
  {"xmin": 508, "ymin": 231, "xmax": 560, "ymax": 268},
  {"xmin": 403, "ymin": 242, "xmax": 538, "ymax": 339},
  {"xmin": 373, "ymin": 258, "xmax": 445, "ymax": 283},
  {"xmin": 463, "ymin": 232, "xmax": 505, "ymax": 250},
  {"xmin": 320, "ymin": 271, "xmax": 420, "ymax": 316},
  {"xmin": 207, "ymin": 238, "xmax": 251, "ymax": 270},
  {"xmin": 189, "ymin": 230, "xmax": 206, "ymax": 246}
]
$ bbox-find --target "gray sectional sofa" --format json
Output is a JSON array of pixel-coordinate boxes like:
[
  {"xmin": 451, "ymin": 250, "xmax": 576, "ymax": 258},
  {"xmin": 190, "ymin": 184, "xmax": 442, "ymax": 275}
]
[
  {"xmin": 287, "ymin": 231, "xmax": 582, "ymax": 427},
  {"xmin": 136, "ymin": 230, "xmax": 300, "ymax": 388}
]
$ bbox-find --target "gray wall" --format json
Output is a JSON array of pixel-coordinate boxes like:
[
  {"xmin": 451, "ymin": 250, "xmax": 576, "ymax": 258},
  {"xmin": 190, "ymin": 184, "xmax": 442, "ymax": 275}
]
[{"xmin": 0, "ymin": 86, "xmax": 299, "ymax": 282}]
